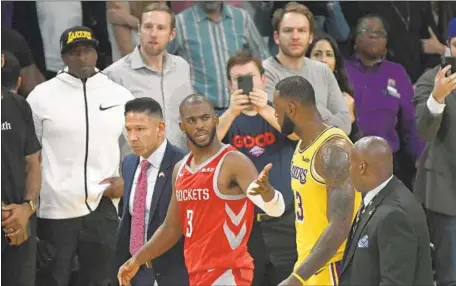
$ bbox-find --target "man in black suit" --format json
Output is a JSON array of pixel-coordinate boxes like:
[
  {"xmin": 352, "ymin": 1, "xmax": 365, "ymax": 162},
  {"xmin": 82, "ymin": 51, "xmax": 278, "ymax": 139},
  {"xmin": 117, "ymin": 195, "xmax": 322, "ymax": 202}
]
[
  {"xmin": 116, "ymin": 97, "xmax": 188, "ymax": 286},
  {"xmin": 340, "ymin": 136, "xmax": 433, "ymax": 286},
  {"xmin": 412, "ymin": 17, "xmax": 456, "ymax": 286}
]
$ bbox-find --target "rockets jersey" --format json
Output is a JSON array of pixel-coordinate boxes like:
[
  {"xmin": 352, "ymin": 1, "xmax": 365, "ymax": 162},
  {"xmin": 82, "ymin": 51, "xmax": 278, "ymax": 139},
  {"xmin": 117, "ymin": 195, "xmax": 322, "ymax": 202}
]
[
  {"xmin": 291, "ymin": 127, "xmax": 362, "ymax": 269},
  {"xmin": 175, "ymin": 144, "xmax": 254, "ymax": 274}
]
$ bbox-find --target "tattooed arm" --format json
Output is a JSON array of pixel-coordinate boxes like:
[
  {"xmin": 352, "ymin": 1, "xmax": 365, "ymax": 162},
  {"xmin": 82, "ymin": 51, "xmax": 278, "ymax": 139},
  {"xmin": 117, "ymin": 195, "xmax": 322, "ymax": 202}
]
[{"xmin": 284, "ymin": 138, "xmax": 355, "ymax": 283}]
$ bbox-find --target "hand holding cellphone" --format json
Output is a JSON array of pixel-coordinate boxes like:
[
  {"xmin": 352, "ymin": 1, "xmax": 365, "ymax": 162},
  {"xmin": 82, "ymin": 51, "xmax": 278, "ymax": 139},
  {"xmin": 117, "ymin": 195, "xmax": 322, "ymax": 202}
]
[
  {"xmin": 441, "ymin": 56, "xmax": 456, "ymax": 75},
  {"xmin": 237, "ymin": 75, "xmax": 253, "ymax": 95}
]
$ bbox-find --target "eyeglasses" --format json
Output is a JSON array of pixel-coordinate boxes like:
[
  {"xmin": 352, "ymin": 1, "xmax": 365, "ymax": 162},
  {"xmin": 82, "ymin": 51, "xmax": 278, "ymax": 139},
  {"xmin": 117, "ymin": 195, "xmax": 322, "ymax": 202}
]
[{"xmin": 357, "ymin": 29, "xmax": 388, "ymax": 38}]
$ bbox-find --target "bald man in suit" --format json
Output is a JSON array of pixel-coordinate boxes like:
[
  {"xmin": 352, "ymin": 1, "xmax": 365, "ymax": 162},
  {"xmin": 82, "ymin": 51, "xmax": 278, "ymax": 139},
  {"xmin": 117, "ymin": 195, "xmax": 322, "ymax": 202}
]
[{"xmin": 339, "ymin": 136, "xmax": 433, "ymax": 285}]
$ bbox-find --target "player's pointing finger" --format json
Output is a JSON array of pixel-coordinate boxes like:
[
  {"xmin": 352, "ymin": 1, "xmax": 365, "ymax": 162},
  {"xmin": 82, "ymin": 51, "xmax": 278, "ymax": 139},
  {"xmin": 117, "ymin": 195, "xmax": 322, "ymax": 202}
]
[{"xmin": 259, "ymin": 163, "xmax": 273, "ymax": 180}]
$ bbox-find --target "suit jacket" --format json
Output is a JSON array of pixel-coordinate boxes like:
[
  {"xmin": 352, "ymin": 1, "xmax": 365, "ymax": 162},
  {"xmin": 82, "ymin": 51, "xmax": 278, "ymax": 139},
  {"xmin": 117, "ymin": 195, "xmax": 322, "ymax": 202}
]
[
  {"xmin": 116, "ymin": 142, "xmax": 188, "ymax": 286},
  {"xmin": 339, "ymin": 177, "xmax": 434, "ymax": 286},
  {"xmin": 412, "ymin": 66, "xmax": 456, "ymax": 216}
]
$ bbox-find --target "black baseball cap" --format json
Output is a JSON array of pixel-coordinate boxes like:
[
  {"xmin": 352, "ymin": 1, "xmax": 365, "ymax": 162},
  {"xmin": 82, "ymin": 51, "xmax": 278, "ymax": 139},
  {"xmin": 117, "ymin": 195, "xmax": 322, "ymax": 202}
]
[{"xmin": 60, "ymin": 26, "xmax": 99, "ymax": 54}]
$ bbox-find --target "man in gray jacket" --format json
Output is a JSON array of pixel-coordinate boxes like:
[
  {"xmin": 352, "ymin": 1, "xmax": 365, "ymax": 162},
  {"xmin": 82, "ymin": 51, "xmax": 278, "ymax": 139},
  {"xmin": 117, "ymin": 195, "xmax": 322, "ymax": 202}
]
[{"xmin": 412, "ymin": 17, "xmax": 456, "ymax": 286}]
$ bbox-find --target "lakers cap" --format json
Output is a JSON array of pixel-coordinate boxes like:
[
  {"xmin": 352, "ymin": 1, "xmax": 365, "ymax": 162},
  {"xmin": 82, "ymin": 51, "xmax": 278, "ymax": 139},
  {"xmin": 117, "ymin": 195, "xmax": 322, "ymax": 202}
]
[{"xmin": 60, "ymin": 26, "xmax": 99, "ymax": 54}]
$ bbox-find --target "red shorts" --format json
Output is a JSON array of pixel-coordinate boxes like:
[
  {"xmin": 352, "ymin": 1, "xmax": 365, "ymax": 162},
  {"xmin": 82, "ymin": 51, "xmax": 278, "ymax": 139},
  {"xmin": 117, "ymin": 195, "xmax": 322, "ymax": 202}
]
[{"xmin": 189, "ymin": 268, "xmax": 253, "ymax": 286}]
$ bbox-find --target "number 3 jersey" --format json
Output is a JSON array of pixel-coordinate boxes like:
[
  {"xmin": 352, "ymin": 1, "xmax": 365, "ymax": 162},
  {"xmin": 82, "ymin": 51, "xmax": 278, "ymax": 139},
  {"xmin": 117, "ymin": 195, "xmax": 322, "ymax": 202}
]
[
  {"xmin": 175, "ymin": 144, "xmax": 254, "ymax": 275},
  {"xmin": 291, "ymin": 127, "xmax": 362, "ymax": 269}
]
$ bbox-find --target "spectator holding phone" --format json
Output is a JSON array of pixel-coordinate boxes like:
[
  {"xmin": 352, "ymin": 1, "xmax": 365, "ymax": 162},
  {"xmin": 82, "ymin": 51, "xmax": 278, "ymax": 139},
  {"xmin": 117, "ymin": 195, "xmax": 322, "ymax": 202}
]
[
  {"xmin": 412, "ymin": 17, "xmax": 456, "ymax": 286},
  {"xmin": 217, "ymin": 50, "xmax": 298, "ymax": 286}
]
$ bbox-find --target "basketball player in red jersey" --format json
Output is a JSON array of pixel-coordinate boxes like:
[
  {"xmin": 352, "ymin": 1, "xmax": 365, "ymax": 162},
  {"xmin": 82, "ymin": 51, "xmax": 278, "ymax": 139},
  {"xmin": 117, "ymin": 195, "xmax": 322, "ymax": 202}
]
[{"xmin": 118, "ymin": 94, "xmax": 286, "ymax": 286}]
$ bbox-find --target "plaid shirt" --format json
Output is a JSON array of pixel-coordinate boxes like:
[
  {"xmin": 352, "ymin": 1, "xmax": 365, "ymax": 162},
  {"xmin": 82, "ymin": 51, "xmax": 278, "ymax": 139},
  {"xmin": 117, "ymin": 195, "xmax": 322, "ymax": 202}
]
[{"xmin": 168, "ymin": 3, "xmax": 269, "ymax": 108}]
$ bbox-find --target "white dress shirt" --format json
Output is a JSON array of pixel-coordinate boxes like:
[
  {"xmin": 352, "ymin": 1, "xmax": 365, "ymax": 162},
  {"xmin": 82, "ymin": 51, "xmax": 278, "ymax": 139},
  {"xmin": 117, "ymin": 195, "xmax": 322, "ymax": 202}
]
[
  {"xmin": 129, "ymin": 140, "xmax": 167, "ymax": 240},
  {"xmin": 363, "ymin": 175, "xmax": 394, "ymax": 207},
  {"xmin": 427, "ymin": 93, "xmax": 446, "ymax": 115}
]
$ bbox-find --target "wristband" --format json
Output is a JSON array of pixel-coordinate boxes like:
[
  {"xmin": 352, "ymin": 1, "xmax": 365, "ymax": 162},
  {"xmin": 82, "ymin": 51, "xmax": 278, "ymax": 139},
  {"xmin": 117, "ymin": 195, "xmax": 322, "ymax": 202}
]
[{"xmin": 291, "ymin": 272, "xmax": 306, "ymax": 285}]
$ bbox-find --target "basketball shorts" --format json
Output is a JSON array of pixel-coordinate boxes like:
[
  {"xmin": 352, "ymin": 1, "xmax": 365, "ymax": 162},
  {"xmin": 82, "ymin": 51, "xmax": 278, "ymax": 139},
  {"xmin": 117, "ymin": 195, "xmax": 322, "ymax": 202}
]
[{"xmin": 189, "ymin": 268, "xmax": 253, "ymax": 286}]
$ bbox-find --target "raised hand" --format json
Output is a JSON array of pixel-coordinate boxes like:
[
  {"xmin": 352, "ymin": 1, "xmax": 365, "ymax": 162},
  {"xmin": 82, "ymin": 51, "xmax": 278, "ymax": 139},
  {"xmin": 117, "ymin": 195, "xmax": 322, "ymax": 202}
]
[
  {"xmin": 228, "ymin": 89, "xmax": 250, "ymax": 116},
  {"xmin": 421, "ymin": 26, "xmax": 445, "ymax": 55},
  {"xmin": 249, "ymin": 88, "xmax": 268, "ymax": 112},
  {"xmin": 432, "ymin": 65, "xmax": 456, "ymax": 103},
  {"xmin": 248, "ymin": 163, "xmax": 275, "ymax": 202}
]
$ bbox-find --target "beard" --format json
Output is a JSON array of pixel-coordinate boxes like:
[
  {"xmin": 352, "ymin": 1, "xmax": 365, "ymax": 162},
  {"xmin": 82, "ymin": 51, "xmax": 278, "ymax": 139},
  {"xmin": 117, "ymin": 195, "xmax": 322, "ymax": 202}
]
[
  {"xmin": 281, "ymin": 113, "xmax": 296, "ymax": 136},
  {"xmin": 142, "ymin": 44, "xmax": 166, "ymax": 57},
  {"xmin": 280, "ymin": 45, "xmax": 306, "ymax": 59},
  {"xmin": 185, "ymin": 127, "xmax": 217, "ymax": 148},
  {"xmin": 278, "ymin": 40, "xmax": 309, "ymax": 59}
]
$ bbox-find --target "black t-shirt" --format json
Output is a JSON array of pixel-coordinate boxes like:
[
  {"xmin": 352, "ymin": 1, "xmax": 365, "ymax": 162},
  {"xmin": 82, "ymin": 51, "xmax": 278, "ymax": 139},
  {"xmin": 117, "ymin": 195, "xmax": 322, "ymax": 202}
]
[
  {"xmin": 1, "ymin": 88, "xmax": 41, "ymax": 204},
  {"xmin": 1, "ymin": 27, "xmax": 34, "ymax": 68}
]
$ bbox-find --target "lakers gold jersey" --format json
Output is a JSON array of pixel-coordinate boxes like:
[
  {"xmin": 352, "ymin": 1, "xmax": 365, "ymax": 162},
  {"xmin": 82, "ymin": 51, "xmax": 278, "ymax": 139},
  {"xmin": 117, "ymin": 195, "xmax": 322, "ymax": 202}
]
[{"xmin": 291, "ymin": 127, "xmax": 362, "ymax": 270}]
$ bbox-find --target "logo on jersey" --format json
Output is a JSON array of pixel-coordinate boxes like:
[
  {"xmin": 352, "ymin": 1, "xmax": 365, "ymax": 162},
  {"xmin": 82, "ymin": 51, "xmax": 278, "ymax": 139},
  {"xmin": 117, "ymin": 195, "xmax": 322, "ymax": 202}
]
[
  {"xmin": 200, "ymin": 167, "xmax": 214, "ymax": 173},
  {"xmin": 291, "ymin": 165, "xmax": 307, "ymax": 184},
  {"xmin": 176, "ymin": 188, "xmax": 210, "ymax": 201},
  {"xmin": 232, "ymin": 132, "xmax": 276, "ymax": 149},
  {"xmin": 249, "ymin": 146, "xmax": 265, "ymax": 157}
]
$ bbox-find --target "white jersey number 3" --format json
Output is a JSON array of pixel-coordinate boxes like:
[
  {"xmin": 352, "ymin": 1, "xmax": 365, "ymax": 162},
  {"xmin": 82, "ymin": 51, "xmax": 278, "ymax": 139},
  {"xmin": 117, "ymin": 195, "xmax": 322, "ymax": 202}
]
[{"xmin": 186, "ymin": 210, "xmax": 194, "ymax": 237}]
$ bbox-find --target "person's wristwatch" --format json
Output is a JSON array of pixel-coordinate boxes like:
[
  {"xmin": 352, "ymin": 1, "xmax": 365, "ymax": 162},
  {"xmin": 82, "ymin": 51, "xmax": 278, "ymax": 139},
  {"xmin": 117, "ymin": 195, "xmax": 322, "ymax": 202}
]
[{"xmin": 24, "ymin": 200, "xmax": 36, "ymax": 213}]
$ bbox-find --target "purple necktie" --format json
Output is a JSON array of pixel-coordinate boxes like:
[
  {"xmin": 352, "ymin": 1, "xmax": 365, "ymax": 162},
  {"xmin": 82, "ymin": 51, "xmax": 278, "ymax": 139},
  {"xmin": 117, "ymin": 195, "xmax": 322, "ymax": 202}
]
[{"xmin": 130, "ymin": 160, "xmax": 151, "ymax": 256}]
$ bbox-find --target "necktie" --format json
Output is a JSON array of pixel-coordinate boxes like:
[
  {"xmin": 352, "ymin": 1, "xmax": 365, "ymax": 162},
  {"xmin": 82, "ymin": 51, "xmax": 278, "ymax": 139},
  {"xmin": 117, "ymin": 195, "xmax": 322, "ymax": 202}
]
[
  {"xmin": 351, "ymin": 202, "xmax": 366, "ymax": 239},
  {"xmin": 130, "ymin": 160, "xmax": 152, "ymax": 256}
]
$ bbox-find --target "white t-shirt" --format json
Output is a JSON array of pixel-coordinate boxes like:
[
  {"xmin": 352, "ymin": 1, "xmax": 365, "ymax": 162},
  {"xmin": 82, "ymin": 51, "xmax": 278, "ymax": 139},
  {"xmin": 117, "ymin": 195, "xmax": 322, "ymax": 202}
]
[{"xmin": 36, "ymin": 2, "xmax": 83, "ymax": 72}]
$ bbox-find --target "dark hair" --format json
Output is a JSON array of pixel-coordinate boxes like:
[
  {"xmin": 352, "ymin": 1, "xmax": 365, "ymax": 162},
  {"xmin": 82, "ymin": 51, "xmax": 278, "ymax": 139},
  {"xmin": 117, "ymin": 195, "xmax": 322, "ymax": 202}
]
[
  {"xmin": 125, "ymin": 97, "xmax": 163, "ymax": 119},
  {"xmin": 226, "ymin": 50, "xmax": 265, "ymax": 81},
  {"xmin": 272, "ymin": 2, "xmax": 315, "ymax": 33},
  {"xmin": 275, "ymin": 76, "xmax": 315, "ymax": 105},
  {"xmin": 307, "ymin": 34, "xmax": 354, "ymax": 96},
  {"xmin": 1, "ymin": 50, "xmax": 21, "ymax": 90},
  {"xmin": 179, "ymin": 94, "xmax": 214, "ymax": 116},
  {"xmin": 355, "ymin": 14, "xmax": 389, "ymax": 37},
  {"xmin": 140, "ymin": 2, "xmax": 176, "ymax": 30}
]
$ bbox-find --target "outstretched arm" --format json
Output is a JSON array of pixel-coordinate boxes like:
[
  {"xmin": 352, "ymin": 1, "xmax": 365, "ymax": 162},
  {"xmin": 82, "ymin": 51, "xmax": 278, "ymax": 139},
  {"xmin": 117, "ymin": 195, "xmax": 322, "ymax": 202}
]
[
  {"xmin": 289, "ymin": 138, "xmax": 355, "ymax": 282},
  {"xmin": 225, "ymin": 151, "xmax": 285, "ymax": 217}
]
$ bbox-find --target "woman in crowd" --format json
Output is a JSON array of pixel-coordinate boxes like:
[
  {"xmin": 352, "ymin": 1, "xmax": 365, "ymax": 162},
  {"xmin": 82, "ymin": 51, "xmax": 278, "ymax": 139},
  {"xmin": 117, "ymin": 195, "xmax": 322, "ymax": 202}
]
[
  {"xmin": 343, "ymin": 15, "xmax": 425, "ymax": 191},
  {"xmin": 307, "ymin": 34, "xmax": 362, "ymax": 142}
]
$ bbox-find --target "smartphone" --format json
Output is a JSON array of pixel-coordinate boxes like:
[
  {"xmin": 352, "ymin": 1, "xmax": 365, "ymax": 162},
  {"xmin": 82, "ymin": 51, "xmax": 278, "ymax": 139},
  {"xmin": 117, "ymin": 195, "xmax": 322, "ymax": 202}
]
[
  {"xmin": 237, "ymin": 75, "xmax": 253, "ymax": 95},
  {"xmin": 441, "ymin": 56, "xmax": 456, "ymax": 75}
]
